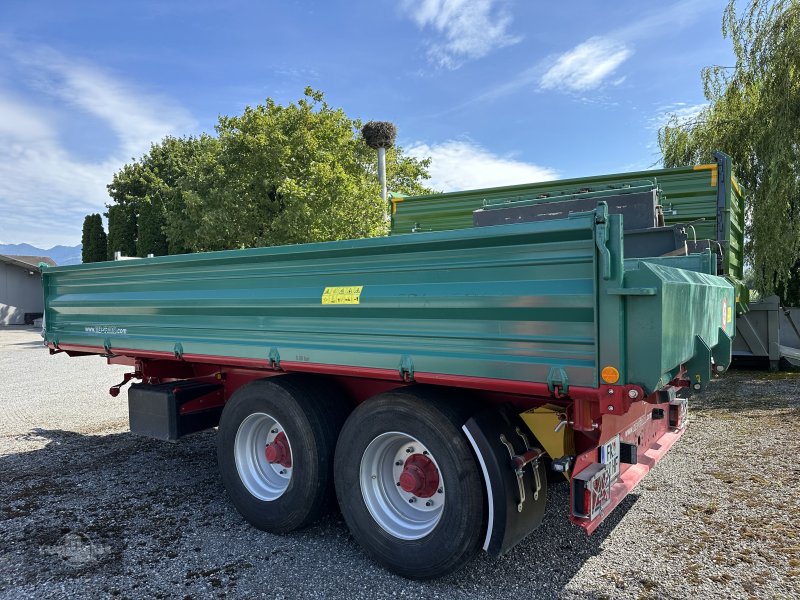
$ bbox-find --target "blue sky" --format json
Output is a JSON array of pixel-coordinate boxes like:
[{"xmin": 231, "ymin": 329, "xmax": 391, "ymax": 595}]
[{"xmin": 0, "ymin": 0, "xmax": 732, "ymax": 247}]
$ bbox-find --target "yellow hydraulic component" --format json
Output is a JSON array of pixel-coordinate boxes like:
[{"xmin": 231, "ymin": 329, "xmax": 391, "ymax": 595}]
[{"xmin": 520, "ymin": 404, "xmax": 575, "ymax": 480}]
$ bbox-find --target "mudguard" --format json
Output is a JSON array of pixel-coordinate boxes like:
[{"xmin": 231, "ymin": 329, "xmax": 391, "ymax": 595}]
[{"xmin": 463, "ymin": 404, "xmax": 548, "ymax": 556}]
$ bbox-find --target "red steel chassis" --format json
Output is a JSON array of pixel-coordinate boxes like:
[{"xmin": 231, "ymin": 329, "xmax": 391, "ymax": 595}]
[{"xmin": 49, "ymin": 341, "xmax": 688, "ymax": 534}]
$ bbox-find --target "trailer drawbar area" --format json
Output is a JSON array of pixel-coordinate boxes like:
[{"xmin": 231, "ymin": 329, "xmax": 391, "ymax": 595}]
[{"xmin": 42, "ymin": 165, "xmax": 737, "ymax": 578}]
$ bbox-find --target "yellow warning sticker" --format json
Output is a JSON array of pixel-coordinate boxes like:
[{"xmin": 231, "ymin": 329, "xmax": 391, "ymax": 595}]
[
  {"xmin": 727, "ymin": 306, "xmax": 733, "ymax": 323},
  {"xmin": 322, "ymin": 286, "xmax": 363, "ymax": 305}
]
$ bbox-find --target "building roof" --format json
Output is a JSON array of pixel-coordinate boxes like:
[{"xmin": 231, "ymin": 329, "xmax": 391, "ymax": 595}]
[{"xmin": 0, "ymin": 254, "xmax": 57, "ymax": 272}]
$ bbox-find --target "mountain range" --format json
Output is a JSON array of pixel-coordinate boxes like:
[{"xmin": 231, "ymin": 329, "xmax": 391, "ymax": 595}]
[{"xmin": 0, "ymin": 243, "xmax": 82, "ymax": 266}]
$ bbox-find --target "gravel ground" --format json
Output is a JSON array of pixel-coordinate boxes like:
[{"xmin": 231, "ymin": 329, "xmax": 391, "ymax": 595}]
[{"xmin": 1, "ymin": 326, "xmax": 799, "ymax": 599}]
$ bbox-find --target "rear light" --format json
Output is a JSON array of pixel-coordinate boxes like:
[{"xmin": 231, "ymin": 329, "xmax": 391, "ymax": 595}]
[{"xmin": 572, "ymin": 463, "xmax": 612, "ymax": 520}]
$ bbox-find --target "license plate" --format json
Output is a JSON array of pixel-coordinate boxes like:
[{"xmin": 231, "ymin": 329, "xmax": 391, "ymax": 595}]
[{"xmin": 599, "ymin": 435, "xmax": 621, "ymax": 481}]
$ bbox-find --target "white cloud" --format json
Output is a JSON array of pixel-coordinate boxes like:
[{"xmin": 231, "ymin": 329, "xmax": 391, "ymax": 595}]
[
  {"xmin": 407, "ymin": 140, "xmax": 557, "ymax": 192},
  {"xmin": 0, "ymin": 45, "xmax": 195, "ymax": 247},
  {"xmin": 650, "ymin": 101, "xmax": 708, "ymax": 130},
  {"xmin": 400, "ymin": 0, "xmax": 521, "ymax": 69},
  {"xmin": 540, "ymin": 37, "xmax": 632, "ymax": 92}
]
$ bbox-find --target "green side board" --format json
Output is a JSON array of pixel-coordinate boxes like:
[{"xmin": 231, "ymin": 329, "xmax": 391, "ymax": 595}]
[
  {"xmin": 391, "ymin": 152, "xmax": 746, "ymax": 295},
  {"xmin": 43, "ymin": 207, "xmax": 733, "ymax": 396}
]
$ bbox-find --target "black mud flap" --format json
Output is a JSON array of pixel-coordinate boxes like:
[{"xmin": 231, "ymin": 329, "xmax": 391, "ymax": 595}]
[{"xmin": 463, "ymin": 404, "xmax": 548, "ymax": 556}]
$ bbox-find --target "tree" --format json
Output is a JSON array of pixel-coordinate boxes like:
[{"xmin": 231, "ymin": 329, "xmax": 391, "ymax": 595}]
[
  {"xmin": 81, "ymin": 214, "xmax": 107, "ymax": 263},
  {"xmin": 106, "ymin": 203, "xmax": 137, "ymax": 260},
  {"xmin": 136, "ymin": 198, "xmax": 169, "ymax": 257},
  {"xmin": 105, "ymin": 88, "xmax": 432, "ymax": 254},
  {"xmin": 658, "ymin": 0, "xmax": 800, "ymax": 300},
  {"xmin": 107, "ymin": 135, "xmax": 218, "ymax": 255},
  {"xmin": 175, "ymin": 88, "xmax": 432, "ymax": 251}
]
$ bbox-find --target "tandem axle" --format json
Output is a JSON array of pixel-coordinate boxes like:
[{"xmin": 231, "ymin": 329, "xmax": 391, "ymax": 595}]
[{"xmin": 50, "ymin": 341, "xmax": 693, "ymax": 577}]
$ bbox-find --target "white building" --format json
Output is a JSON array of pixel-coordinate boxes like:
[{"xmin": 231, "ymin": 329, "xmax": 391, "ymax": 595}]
[{"xmin": 0, "ymin": 255, "xmax": 56, "ymax": 325}]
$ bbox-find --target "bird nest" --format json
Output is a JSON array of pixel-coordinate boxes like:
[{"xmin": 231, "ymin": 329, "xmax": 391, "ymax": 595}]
[{"xmin": 361, "ymin": 121, "xmax": 397, "ymax": 149}]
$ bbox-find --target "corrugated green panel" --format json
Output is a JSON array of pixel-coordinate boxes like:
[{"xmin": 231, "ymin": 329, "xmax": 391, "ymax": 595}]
[
  {"xmin": 43, "ymin": 206, "xmax": 735, "ymax": 395},
  {"xmin": 391, "ymin": 154, "xmax": 746, "ymax": 282},
  {"xmin": 43, "ymin": 217, "xmax": 602, "ymax": 388}
]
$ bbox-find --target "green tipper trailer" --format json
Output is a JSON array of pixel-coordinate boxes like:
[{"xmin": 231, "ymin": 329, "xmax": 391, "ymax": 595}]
[
  {"xmin": 391, "ymin": 151, "xmax": 747, "ymax": 313},
  {"xmin": 43, "ymin": 197, "xmax": 735, "ymax": 579}
]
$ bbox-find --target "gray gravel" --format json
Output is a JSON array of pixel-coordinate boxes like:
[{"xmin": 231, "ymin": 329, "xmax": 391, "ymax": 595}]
[{"xmin": 1, "ymin": 326, "xmax": 799, "ymax": 599}]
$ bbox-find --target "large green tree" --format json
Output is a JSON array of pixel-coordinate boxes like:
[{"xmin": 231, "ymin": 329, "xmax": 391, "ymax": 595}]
[
  {"xmin": 658, "ymin": 0, "xmax": 800, "ymax": 300},
  {"xmin": 106, "ymin": 89, "xmax": 432, "ymax": 254},
  {"xmin": 175, "ymin": 88, "xmax": 432, "ymax": 251},
  {"xmin": 80, "ymin": 214, "xmax": 107, "ymax": 263}
]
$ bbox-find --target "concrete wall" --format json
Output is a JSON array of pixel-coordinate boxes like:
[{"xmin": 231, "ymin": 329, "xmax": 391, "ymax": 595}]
[{"xmin": 0, "ymin": 261, "xmax": 45, "ymax": 325}]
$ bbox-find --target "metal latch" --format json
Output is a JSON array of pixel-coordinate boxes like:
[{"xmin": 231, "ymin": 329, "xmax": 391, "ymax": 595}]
[
  {"xmin": 547, "ymin": 366, "xmax": 569, "ymax": 395},
  {"xmin": 594, "ymin": 201, "xmax": 611, "ymax": 281},
  {"xmin": 268, "ymin": 347, "xmax": 281, "ymax": 370},
  {"xmin": 399, "ymin": 355, "xmax": 414, "ymax": 382},
  {"xmin": 499, "ymin": 428, "xmax": 544, "ymax": 513}
]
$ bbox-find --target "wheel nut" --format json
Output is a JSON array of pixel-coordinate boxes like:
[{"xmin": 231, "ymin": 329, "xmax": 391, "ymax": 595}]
[
  {"xmin": 437, "ymin": 488, "xmax": 443, "ymax": 494},
  {"xmin": 395, "ymin": 460, "xmax": 402, "ymax": 466},
  {"xmin": 279, "ymin": 469, "xmax": 286, "ymax": 475},
  {"xmin": 426, "ymin": 500, "xmax": 433, "ymax": 507},
  {"xmin": 423, "ymin": 450, "xmax": 429, "ymax": 456},
  {"xmin": 409, "ymin": 497, "xmax": 416, "ymax": 503},
  {"xmin": 271, "ymin": 428, "xmax": 278, "ymax": 434},
  {"xmin": 406, "ymin": 447, "xmax": 414, "ymax": 453},
  {"xmin": 396, "ymin": 482, "xmax": 401, "ymax": 486}
]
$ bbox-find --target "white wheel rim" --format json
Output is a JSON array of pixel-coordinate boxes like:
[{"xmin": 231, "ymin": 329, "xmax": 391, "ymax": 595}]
[
  {"xmin": 234, "ymin": 412, "xmax": 292, "ymax": 501},
  {"xmin": 359, "ymin": 432, "xmax": 445, "ymax": 540}
]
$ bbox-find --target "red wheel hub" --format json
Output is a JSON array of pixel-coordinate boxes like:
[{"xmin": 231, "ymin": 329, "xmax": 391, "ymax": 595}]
[
  {"xmin": 398, "ymin": 454, "xmax": 439, "ymax": 498},
  {"xmin": 265, "ymin": 432, "xmax": 292, "ymax": 468}
]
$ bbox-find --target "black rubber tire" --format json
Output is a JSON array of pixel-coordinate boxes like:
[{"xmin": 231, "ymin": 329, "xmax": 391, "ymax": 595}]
[
  {"xmin": 217, "ymin": 375, "xmax": 350, "ymax": 533},
  {"xmin": 334, "ymin": 387, "xmax": 485, "ymax": 579}
]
